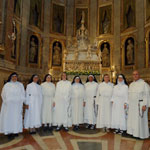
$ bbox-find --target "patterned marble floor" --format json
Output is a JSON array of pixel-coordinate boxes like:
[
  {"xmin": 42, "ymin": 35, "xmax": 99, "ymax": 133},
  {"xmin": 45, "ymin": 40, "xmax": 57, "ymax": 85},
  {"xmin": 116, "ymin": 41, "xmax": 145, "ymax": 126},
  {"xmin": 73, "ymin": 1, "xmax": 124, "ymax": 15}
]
[{"xmin": 0, "ymin": 127, "xmax": 150, "ymax": 150}]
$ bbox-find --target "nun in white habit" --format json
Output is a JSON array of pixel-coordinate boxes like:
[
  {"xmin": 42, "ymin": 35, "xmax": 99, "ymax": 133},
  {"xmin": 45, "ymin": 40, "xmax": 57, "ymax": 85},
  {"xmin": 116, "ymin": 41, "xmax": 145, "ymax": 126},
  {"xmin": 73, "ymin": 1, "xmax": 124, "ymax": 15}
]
[
  {"xmin": 71, "ymin": 76, "xmax": 85, "ymax": 131},
  {"xmin": 41, "ymin": 74, "xmax": 55, "ymax": 131},
  {"xmin": 111, "ymin": 74, "xmax": 128, "ymax": 134},
  {"xmin": 96, "ymin": 74, "xmax": 113, "ymax": 132},
  {"xmin": 53, "ymin": 72, "xmax": 72, "ymax": 131},
  {"xmin": 24, "ymin": 74, "xmax": 43, "ymax": 134},
  {"xmin": 0, "ymin": 72, "xmax": 25, "ymax": 138},
  {"xmin": 84, "ymin": 75, "xmax": 98, "ymax": 130}
]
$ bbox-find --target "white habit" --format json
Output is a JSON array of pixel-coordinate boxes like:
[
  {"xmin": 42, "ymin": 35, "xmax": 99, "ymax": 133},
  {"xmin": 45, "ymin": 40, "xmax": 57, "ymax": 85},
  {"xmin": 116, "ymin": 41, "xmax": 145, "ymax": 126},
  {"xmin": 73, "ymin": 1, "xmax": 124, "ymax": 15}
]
[
  {"xmin": 96, "ymin": 82, "xmax": 113, "ymax": 128},
  {"xmin": 127, "ymin": 79, "xmax": 150, "ymax": 139},
  {"xmin": 111, "ymin": 82, "xmax": 128, "ymax": 130},
  {"xmin": 71, "ymin": 83, "xmax": 85, "ymax": 125},
  {"xmin": 41, "ymin": 82, "xmax": 55, "ymax": 125},
  {"xmin": 24, "ymin": 82, "xmax": 43, "ymax": 129},
  {"xmin": 0, "ymin": 81, "xmax": 25, "ymax": 134},
  {"xmin": 84, "ymin": 81, "xmax": 98, "ymax": 125},
  {"xmin": 53, "ymin": 80, "xmax": 72, "ymax": 127}
]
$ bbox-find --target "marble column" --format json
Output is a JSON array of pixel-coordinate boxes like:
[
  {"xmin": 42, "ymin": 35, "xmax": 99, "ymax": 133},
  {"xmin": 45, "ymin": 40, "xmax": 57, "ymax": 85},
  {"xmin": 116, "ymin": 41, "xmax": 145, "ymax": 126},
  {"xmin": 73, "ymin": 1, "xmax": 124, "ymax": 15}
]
[
  {"xmin": 42, "ymin": 0, "xmax": 51, "ymax": 73},
  {"xmin": 136, "ymin": 0, "xmax": 145, "ymax": 69},
  {"xmin": 19, "ymin": 0, "xmax": 30, "ymax": 67},
  {"xmin": 113, "ymin": 0, "xmax": 121, "ymax": 71},
  {"xmin": 66, "ymin": 0, "xmax": 74, "ymax": 36},
  {"xmin": 0, "ymin": 0, "xmax": 6, "ymax": 45},
  {"xmin": 89, "ymin": 0, "xmax": 97, "ymax": 43}
]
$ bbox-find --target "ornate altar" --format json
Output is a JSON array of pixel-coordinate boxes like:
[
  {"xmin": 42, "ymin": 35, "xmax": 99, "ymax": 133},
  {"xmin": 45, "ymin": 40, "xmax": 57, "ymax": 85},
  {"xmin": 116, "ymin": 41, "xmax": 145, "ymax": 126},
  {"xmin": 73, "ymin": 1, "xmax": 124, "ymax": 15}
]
[{"xmin": 64, "ymin": 11, "xmax": 101, "ymax": 82}]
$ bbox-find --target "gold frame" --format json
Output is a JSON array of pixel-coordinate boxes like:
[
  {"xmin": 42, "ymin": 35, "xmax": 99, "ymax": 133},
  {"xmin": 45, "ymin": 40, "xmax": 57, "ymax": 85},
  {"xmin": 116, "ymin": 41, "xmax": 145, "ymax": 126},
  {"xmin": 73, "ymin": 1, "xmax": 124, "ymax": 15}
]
[
  {"xmin": 98, "ymin": 40, "xmax": 113, "ymax": 71},
  {"xmin": 97, "ymin": 1, "xmax": 113, "ymax": 36},
  {"xmin": 26, "ymin": 31, "xmax": 42, "ymax": 68},
  {"xmin": 49, "ymin": 39, "xmax": 65, "ymax": 70},
  {"xmin": 73, "ymin": 0, "xmax": 90, "ymax": 36},
  {"xmin": 121, "ymin": 35, "xmax": 137, "ymax": 70},
  {"xmin": 50, "ymin": 1, "xmax": 66, "ymax": 35},
  {"xmin": 145, "ymin": 28, "xmax": 150, "ymax": 68}
]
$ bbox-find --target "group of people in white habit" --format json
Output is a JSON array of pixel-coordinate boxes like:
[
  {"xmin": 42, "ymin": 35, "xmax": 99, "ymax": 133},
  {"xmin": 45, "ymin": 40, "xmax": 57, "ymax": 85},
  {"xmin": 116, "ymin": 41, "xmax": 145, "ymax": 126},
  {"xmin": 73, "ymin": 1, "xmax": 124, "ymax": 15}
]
[{"xmin": 0, "ymin": 70, "xmax": 150, "ymax": 140}]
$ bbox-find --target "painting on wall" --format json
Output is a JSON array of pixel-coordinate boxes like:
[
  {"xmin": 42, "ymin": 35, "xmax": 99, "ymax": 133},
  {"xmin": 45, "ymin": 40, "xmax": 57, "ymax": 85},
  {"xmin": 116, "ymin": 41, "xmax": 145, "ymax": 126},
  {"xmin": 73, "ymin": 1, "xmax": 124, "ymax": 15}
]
[
  {"xmin": 14, "ymin": 0, "xmax": 21, "ymax": 17},
  {"xmin": 76, "ymin": 8, "xmax": 88, "ymax": 31},
  {"xmin": 100, "ymin": 42, "xmax": 110, "ymax": 67},
  {"xmin": 124, "ymin": 37, "xmax": 135, "ymax": 66},
  {"xmin": 29, "ymin": 35, "xmax": 39, "ymax": 64},
  {"xmin": 29, "ymin": 0, "xmax": 42, "ymax": 28},
  {"xmin": 123, "ymin": 0, "xmax": 136, "ymax": 30},
  {"xmin": 52, "ymin": 41, "xmax": 62, "ymax": 66},
  {"xmin": 99, "ymin": 5, "xmax": 111, "ymax": 35},
  {"xmin": 146, "ymin": 0, "xmax": 150, "ymax": 22},
  {"xmin": 52, "ymin": 4, "xmax": 65, "ymax": 34}
]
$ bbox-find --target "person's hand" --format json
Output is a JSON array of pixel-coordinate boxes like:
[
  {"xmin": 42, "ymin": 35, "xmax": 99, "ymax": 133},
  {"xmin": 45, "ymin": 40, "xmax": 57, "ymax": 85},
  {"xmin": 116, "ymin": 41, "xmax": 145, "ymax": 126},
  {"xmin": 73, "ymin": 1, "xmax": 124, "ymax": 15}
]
[
  {"xmin": 25, "ymin": 105, "xmax": 29, "ymax": 109},
  {"xmin": 83, "ymin": 102, "xmax": 86, "ymax": 107},
  {"xmin": 53, "ymin": 102, "xmax": 55, "ymax": 107},
  {"xmin": 142, "ymin": 105, "xmax": 146, "ymax": 112},
  {"xmin": 124, "ymin": 104, "xmax": 127, "ymax": 109}
]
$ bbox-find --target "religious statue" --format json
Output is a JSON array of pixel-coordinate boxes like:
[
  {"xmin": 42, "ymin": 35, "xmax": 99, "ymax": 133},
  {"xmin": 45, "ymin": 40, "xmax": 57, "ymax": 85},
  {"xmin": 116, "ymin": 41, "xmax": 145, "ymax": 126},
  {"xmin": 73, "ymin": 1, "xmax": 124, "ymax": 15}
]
[
  {"xmin": 74, "ymin": 49, "xmax": 79, "ymax": 60},
  {"xmin": 29, "ymin": 0, "xmax": 41, "ymax": 27},
  {"xmin": 126, "ymin": 39, "xmax": 134, "ymax": 65},
  {"xmin": 76, "ymin": 11, "xmax": 89, "ymax": 50},
  {"xmin": 29, "ymin": 37, "xmax": 38, "ymax": 63},
  {"xmin": 86, "ymin": 44, "xmax": 92, "ymax": 59},
  {"xmin": 124, "ymin": 1, "xmax": 135, "ymax": 29},
  {"xmin": 11, "ymin": 27, "xmax": 17, "ymax": 59},
  {"xmin": 8, "ymin": 20, "xmax": 17, "ymax": 59},
  {"xmin": 53, "ymin": 14, "xmax": 62, "ymax": 33},
  {"xmin": 52, "ymin": 42, "xmax": 62, "ymax": 66},
  {"xmin": 66, "ymin": 36, "xmax": 73, "ymax": 48},
  {"xmin": 63, "ymin": 48, "xmax": 68, "ymax": 60},
  {"xmin": 101, "ymin": 43, "xmax": 110, "ymax": 67},
  {"xmin": 102, "ymin": 10, "xmax": 111, "ymax": 34},
  {"xmin": 52, "ymin": 4, "xmax": 64, "ymax": 34}
]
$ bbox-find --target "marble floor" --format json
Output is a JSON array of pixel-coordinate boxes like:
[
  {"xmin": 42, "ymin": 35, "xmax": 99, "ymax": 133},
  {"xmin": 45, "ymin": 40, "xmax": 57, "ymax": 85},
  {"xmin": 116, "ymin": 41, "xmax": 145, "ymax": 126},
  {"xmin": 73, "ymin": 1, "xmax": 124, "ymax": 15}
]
[{"xmin": 0, "ymin": 127, "xmax": 150, "ymax": 150}]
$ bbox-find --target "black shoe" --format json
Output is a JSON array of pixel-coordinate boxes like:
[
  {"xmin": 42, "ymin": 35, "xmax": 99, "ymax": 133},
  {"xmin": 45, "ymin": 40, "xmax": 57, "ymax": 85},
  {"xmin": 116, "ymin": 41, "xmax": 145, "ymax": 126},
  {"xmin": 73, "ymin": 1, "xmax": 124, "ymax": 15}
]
[
  {"xmin": 32, "ymin": 131, "xmax": 36, "ymax": 134},
  {"xmin": 7, "ymin": 134, "xmax": 14, "ymax": 140},
  {"xmin": 85, "ymin": 124, "xmax": 91, "ymax": 129},
  {"xmin": 49, "ymin": 126, "xmax": 53, "ymax": 131},
  {"xmin": 29, "ymin": 131, "xmax": 36, "ymax": 134},
  {"xmin": 90, "ymin": 125, "xmax": 95, "ymax": 130},
  {"xmin": 76, "ymin": 126, "xmax": 79, "ymax": 130},
  {"xmin": 64, "ymin": 127, "xmax": 69, "ymax": 132},
  {"xmin": 118, "ymin": 130, "xmax": 123, "ymax": 135},
  {"xmin": 73, "ymin": 126, "xmax": 78, "ymax": 131},
  {"xmin": 29, "ymin": 131, "xmax": 32, "ymax": 134},
  {"xmin": 113, "ymin": 129, "xmax": 119, "ymax": 134},
  {"xmin": 56, "ymin": 126, "xmax": 61, "ymax": 131},
  {"xmin": 14, "ymin": 134, "xmax": 19, "ymax": 137},
  {"xmin": 43, "ymin": 127, "xmax": 47, "ymax": 132}
]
